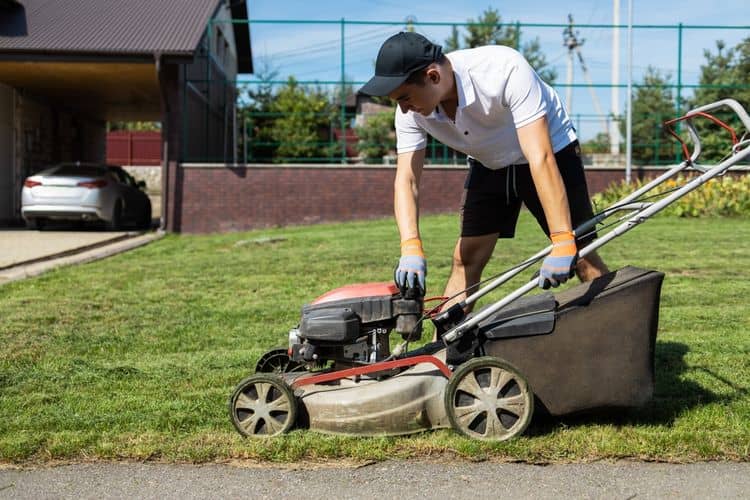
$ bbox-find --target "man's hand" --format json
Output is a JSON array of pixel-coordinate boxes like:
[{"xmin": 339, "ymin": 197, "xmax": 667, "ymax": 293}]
[
  {"xmin": 395, "ymin": 238, "xmax": 426, "ymax": 293},
  {"xmin": 538, "ymin": 230, "xmax": 577, "ymax": 289}
]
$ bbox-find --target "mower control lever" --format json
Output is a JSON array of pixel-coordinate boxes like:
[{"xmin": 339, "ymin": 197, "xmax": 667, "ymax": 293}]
[
  {"xmin": 401, "ymin": 285, "xmax": 424, "ymax": 301},
  {"xmin": 432, "ymin": 303, "xmax": 466, "ymax": 339}
]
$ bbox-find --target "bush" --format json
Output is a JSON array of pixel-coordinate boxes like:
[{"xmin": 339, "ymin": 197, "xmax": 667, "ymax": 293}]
[
  {"xmin": 591, "ymin": 173, "xmax": 750, "ymax": 217},
  {"xmin": 355, "ymin": 111, "xmax": 395, "ymax": 162},
  {"xmin": 268, "ymin": 77, "xmax": 333, "ymax": 161}
]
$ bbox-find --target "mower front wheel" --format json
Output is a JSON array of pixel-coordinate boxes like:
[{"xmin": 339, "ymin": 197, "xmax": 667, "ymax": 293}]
[
  {"xmin": 444, "ymin": 356, "xmax": 534, "ymax": 441},
  {"xmin": 229, "ymin": 374, "xmax": 297, "ymax": 437}
]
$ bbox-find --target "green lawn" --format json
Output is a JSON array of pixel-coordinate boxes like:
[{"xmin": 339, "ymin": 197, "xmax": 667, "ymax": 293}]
[{"xmin": 1, "ymin": 212, "xmax": 749, "ymax": 464}]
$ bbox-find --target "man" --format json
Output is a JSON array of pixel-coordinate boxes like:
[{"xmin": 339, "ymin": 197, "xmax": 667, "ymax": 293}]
[{"xmin": 359, "ymin": 31, "xmax": 608, "ymax": 309}]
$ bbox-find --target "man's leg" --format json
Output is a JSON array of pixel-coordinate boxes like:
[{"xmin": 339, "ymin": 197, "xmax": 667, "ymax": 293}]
[
  {"xmin": 516, "ymin": 141, "xmax": 610, "ymax": 284},
  {"xmin": 576, "ymin": 250, "xmax": 609, "ymax": 281},
  {"xmin": 442, "ymin": 233, "xmax": 499, "ymax": 309}
]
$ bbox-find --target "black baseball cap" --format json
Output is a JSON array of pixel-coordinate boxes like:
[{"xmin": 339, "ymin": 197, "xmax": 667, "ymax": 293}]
[{"xmin": 359, "ymin": 32, "xmax": 442, "ymax": 97}]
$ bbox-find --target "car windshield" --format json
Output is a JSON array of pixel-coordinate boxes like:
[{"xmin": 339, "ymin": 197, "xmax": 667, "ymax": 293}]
[{"xmin": 39, "ymin": 165, "xmax": 108, "ymax": 178}]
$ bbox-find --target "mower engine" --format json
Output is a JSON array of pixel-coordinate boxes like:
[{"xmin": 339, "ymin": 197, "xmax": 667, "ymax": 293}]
[{"xmin": 289, "ymin": 283, "xmax": 423, "ymax": 365}]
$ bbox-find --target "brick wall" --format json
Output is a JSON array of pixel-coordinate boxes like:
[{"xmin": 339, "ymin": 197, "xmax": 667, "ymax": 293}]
[
  {"xmin": 175, "ymin": 164, "xmax": 747, "ymax": 233},
  {"xmin": 178, "ymin": 165, "xmax": 467, "ymax": 233}
]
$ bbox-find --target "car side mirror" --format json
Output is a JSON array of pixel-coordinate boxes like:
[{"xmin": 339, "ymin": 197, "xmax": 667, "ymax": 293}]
[{"xmin": 136, "ymin": 180, "xmax": 147, "ymax": 190}]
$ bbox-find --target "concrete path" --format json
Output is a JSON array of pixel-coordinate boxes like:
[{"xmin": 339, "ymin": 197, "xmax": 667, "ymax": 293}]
[
  {"xmin": 0, "ymin": 195, "xmax": 161, "ymax": 271},
  {"xmin": 0, "ymin": 229, "xmax": 163, "ymax": 285},
  {"xmin": 0, "ymin": 228, "xmax": 133, "ymax": 269},
  {"xmin": 0, "ymin": 461, "xmax": 748, "ymax": 499}
]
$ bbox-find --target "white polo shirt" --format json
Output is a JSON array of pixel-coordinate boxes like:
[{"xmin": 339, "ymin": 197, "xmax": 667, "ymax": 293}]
[{"xmin": 395, "ymin": 45, "xmax": 577, "ymax": 169}]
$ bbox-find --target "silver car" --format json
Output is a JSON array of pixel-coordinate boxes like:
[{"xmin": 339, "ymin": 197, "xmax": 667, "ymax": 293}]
[{"xmin": 21, "ymin": 163, "xmax": 152, "ymax": 230}]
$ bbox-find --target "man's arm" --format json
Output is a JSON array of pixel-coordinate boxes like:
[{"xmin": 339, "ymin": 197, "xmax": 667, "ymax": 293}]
[
  {"xmin": 394, "ymin": 148, "xmax": 426, "ymax": 240},
  {"xmin": 516, "ymin": 116, "xmax": 572, "ymax": 234},
  {"xmin": 394, "ymin": 148, "xmax": 427, "ymax": 292},
  {"xmin": 517, "ymin": 116, "xmax": 578, "ymax": 288}
]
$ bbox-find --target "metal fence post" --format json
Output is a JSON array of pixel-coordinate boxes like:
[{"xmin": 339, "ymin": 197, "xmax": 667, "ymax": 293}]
[
  {"xmin": 182, "ymin": 64, "xmax": 187, "ymax": 163},
  {"xmin": 340, "ymin": 18, "xmax": 346, "ymax": 164},
  {"xmin": 675, "ymin": 22, "xmax": 684, "ymax": 164},
  {"xmin": 206, "ymin": 22, "xmax": 211, "ymax": 162}
]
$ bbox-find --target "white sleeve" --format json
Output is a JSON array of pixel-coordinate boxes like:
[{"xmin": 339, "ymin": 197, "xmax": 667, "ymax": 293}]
[
  {"xmin": 504, "ymin": 55, "xmax": 548, "ymax": 129},
  {"xmin": 395, "ymin": 107, "xmax": 427, "ymax": 154}
]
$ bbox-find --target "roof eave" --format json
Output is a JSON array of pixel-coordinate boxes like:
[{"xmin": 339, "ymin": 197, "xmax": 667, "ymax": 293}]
[{"xmin": 0, "ymin": 50, "xmax": 194, "ymax": 64}]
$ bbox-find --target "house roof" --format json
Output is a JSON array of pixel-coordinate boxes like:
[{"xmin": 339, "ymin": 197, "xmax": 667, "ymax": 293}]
[{"xmin": 0, "ymin": 0, "xmax": 252, "ymax": 72}]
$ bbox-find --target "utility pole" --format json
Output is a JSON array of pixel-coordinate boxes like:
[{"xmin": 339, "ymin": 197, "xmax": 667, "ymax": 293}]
[
  {"xmin": 626, "ymin": 0, "xmax": 633, "ymax": 183},
  {"xmin": 405, "ymin": 15, "xmax": 417, "ymax": 33},
  {"xmin": 564, "ymin": 15, "xmax": 609, "ymax": 136},
  {"xmin": 563, "ymin": 15, "xmax": 578, "ymax": 113},
  {"xmin": 611, "ymin": 0, "xmax": 621, "ymax": 154}
]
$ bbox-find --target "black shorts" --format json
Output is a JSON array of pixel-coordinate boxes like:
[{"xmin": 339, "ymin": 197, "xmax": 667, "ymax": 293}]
[{"xmin": 460, "ymin": 140, "xmax": 597, "ymax": 245}]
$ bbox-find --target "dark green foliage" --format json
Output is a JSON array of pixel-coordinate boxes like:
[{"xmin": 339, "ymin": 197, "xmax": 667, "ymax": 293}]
[
  {"xmin": 107, "ymin": 122, "xmax": 160, "ymax": 132},
  {"xmin": 444, "ymin": 7, "xmax": 557, "ymax": 84},
  {"xmin": 240, "ymin": 67, "xmax": 334, "ymax": 162},
  {"xmin": 239, "ymin": 62, "xmax": 279, "ymax": 162},
  {"xmin": 268, "ymin": 77, "xmax": 332, "ymax": 161},
  {"xmin": 620, "ymin": 67, "xmax": 678, "ymax": 165},
  {"xmin": 355, "ymin": 111, "xmax": 396, "ymax": 162},
  {"xmin": 689, "ymin": 38, "xmax": 750, "ymax": 163},
  {"xmin": 592, "ymin": 174, "xmax": 750, "ymax": 217},
  {"xmin": 581, "ymin": 132, "xmax": 611, "ymax": 155}
]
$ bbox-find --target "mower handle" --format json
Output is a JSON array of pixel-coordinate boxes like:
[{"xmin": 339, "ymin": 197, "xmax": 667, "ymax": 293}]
[
  {"xmin": 668, "ymin": 99, "xmax": 750, "ymax": 170},
  {"xmin": 690, "ymin": 99, "xmax": 750, "ymax": 131}
]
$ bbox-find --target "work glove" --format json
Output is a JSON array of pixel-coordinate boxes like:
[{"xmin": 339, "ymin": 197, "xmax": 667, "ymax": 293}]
[
  {"xmin": 394, "ymin": 238, "xmax": 426, "ymax": 294},
  {"xmin": 538, "ymin": 230, "xmax": 578, "ymax": 289}
]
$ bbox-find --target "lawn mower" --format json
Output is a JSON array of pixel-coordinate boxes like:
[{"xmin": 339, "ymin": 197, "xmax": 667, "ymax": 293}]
[{"xmin": 229, "ymin": 99, "xmax": 750, "ymax": 441}]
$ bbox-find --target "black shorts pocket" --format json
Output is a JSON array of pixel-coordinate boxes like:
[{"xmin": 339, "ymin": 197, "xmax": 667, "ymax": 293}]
[{"xmin": 464, "ymin": 161, "xmax": 504, "ymax": 193}]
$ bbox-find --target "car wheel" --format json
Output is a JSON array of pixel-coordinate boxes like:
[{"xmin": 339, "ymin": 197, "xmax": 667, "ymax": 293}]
[
  {"xmin": 25, "ymin": 218, "xmax": 45, "ymax": 230},
  {"xmin": 137, "ymin": 199, "xmax": 152, "ymax": 230},
  {"xmin": 106, "ymin": 200, "xmax": 123, "ymax": 231}
]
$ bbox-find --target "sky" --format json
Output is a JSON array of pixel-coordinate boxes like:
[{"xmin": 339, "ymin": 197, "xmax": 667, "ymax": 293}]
[{"xmin": 240, "ymin": 1, "xmax": 749, "ymax": 140}]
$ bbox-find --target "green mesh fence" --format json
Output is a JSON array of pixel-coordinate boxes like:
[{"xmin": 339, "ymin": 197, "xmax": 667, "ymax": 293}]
[{"xmin": 183, "ymin": 18, "xmax": 750, "ymax": 166}]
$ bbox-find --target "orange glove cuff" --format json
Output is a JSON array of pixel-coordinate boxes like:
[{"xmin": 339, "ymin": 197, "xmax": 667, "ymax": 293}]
[
  {"xmin": 549, "ymin": 230, "xmax": 577, "ymax": 257},
  {"xmin": 400, "ymin": 237, "xmax": 425, "ymax": 257}
]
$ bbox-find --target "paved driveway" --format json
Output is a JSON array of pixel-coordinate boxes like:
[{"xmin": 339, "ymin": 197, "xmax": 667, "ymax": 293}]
[
  {"xmin": 0, "ymin": 228, "xmax": 133, "ymax": 269},
  {"xmin": 0, "ymin": 193, "xmax": 161, "ymax": 270}
]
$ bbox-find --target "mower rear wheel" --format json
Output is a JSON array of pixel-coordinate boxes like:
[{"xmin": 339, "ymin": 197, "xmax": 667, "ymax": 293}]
[
  {"xmin": 255, "ymin": 348, "xmax": 302, "ymax": 373},
  {"xmin": 229, "ymin": 374, "xmax": 297, "ymax": 437},
  {"xmin": 444, "ymin": 357, "xmax": 534, "ymax": 441}
]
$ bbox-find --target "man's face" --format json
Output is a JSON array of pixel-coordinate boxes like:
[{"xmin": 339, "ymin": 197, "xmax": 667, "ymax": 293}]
[{"xmin": 388, "ymin": 71, "xmax": 441, "ymax": 116}]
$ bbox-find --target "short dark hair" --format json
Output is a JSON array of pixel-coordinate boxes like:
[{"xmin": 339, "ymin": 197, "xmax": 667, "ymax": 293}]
[{"xmin": 404, "ymin": 52, "xmax": 446, "ymax": 86}]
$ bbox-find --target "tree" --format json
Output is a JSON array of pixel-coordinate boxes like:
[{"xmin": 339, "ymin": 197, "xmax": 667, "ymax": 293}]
[
  {"xmin": 581, "ymin": 132, "xmax": 611, "ymax": 155},
  {"xmin": 689, "ymin": 37, "xmax": 750, "ymax": 163},
  {"xmin": 464, "ymin": 7, "xmax": 512, "ymax": 48},
  {"xmin": 443, "ymin": 7, "xmax": 557, "ymax": 84},
  {"xmin": 355, "ymin": 111, "xmax": 396, "ymax": 162},
  {"xmin": 445, "ymin": 25, "xmax": 460, "ymax": 52},
  {"xmin": 620, "ymin": 67, "xmax": 677, "ymax": 165},
  {"xmin": 240, "ymin": 61, "xmax": 279, "ymax": 162},
  {"xmin": 268, "ymin": 77, "xmax": 332, "ymax": 161},
  {"xmin": 108, "ymin": 121, "xmax": 160, "ymax": 132}
]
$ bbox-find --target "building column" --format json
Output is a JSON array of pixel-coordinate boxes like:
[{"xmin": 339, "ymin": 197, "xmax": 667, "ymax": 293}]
[{"xmin": 159, "ymin": 61, "xmax": 183, "ymax": 232}]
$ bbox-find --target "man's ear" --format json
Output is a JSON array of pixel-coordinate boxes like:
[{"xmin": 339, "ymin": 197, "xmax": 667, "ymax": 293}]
[{"xmin": 426, "ymin": 66, "xmax": 441, "ymax": 84}]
